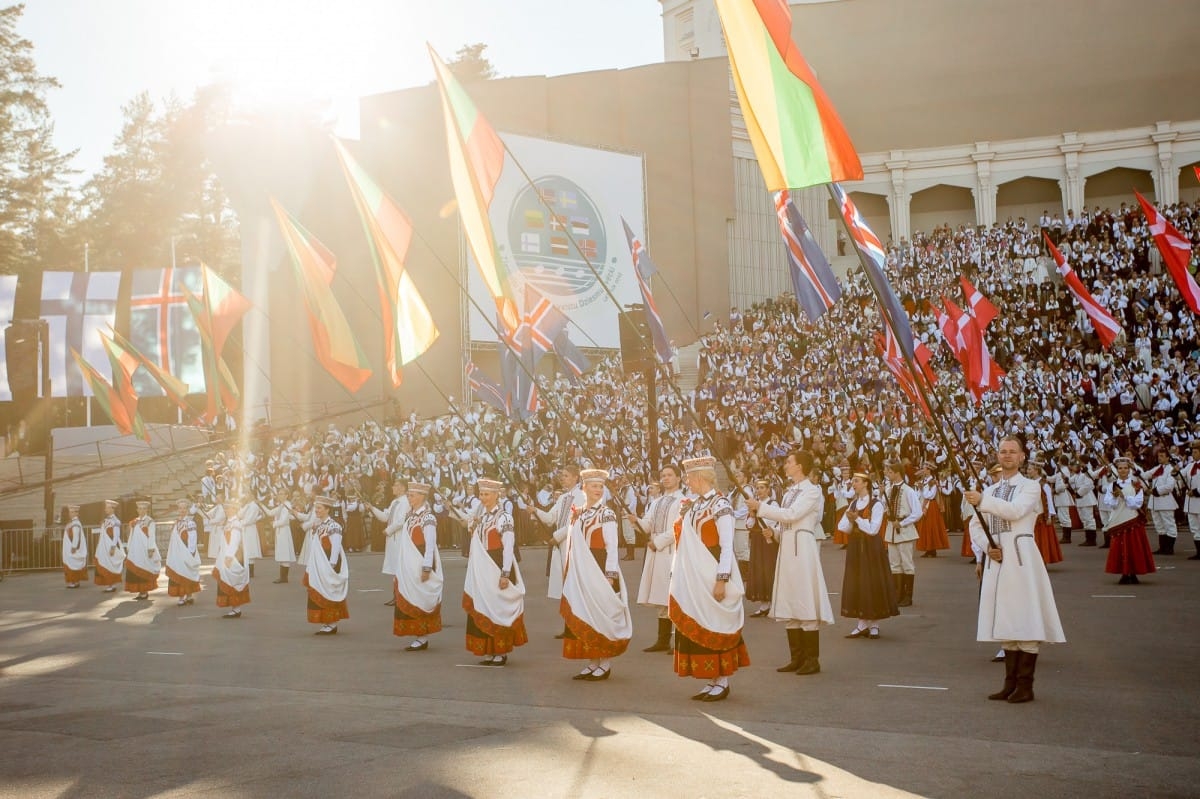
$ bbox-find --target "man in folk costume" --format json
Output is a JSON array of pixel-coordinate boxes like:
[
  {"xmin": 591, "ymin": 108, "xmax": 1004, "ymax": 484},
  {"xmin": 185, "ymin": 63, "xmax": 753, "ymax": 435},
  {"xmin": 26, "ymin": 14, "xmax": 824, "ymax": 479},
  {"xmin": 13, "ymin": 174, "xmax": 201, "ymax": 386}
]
[
  {"xmin": 213, "ymin": 499, "xmax": 250, "ymax": 619},
  {"xmin": 883, "ymin": 462, "xmax": 923, "ymax": 607},
  {"xmin": 463, "ymin": 478, "xmax": 528, "ymax": 666},
  {"xmin": 392, "ymin": 482, "xmax": 442, "ymax": 652},
  {"xmin": 235, "ymin": 496, "xmax": 264, "ymax": 579},
  {"xmin": 1142, "ymin": 449, "xmax": 1181, "ymax": 556},
  {"xmin": 197, "ymin": 501, "xmax": 226, "ymax": 560},
  {"xmin": 747, "ymin": 450, "xmax": 834, "ymax": 676},
  {"xmin": 165, "ymin": 499, "xmax": 201, "ymax": 606},
  {"xmin": 1069, "ymin": 459, "xmax": 1100, "ymax": 548},
  {"xmin": 531, "ymin": 464, "xmax": 583, "ymax": 635},
  {"xmin": 668, "ymin": 456, "xmax": 749, "ymax": 702},
  {"xmin": 369, "ymin": 478, "xmax": 409, "ymax": 606},
  {"xmin": 60, "ymin": 504, "xmax": 88, "ymax": 588},
  {"xmin": 630, "ymin": 465, "xmax": 686, "ymax": 652},
  {"xmin": 264, "ymin": 491, "xmax": 296, "ymax": 583},
  {"xmin": 1101, "ymin": 458, "xmax": 1157, "ymax": 585},
  {"xmin": 1050, "ymin": 463, "xmax": 1077, "ymax": 544},
  {"xmin": 305, "ymin": 495, "xmax": 350, "ymax": 635},
  {"xmin": 966, "ymin": 435, "xmax": 1065, "ymax": 704},
  {"xmin": 124, "ymin": 501, "xmax": 161, "ymax": 600},
  {"xmin": 561, "ymin": 468, "xmax": 633, "ymax": 681},
  {"xmin": 1181, "ymin": 442, "xmax": 1200, "ymax": 560},
  {"xmin": 94, "ymin": 499, "xmax": 125, "ymax": 592}
]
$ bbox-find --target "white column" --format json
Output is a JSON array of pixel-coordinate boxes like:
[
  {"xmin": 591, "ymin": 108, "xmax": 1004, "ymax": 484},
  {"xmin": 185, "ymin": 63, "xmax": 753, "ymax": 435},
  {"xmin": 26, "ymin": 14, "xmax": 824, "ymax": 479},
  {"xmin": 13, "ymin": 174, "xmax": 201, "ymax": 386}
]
[
  {"xmin": 1151, "ymin": 122, "xmax": 1179, "ymax": 205},
  {"xmin": 239, "ymin": 216, "xmax": 273, "ymax": 425},
  {"xmin": 972, "ymin": 144, "xmax": 997, "ymax": 228},
  {"xmin": 1059, "ymin": 133, "xmax": 1086, "ymax": 214},
  {"xmin": 886, "ymin": 155, "xmax": 911, "ymax": 242}
]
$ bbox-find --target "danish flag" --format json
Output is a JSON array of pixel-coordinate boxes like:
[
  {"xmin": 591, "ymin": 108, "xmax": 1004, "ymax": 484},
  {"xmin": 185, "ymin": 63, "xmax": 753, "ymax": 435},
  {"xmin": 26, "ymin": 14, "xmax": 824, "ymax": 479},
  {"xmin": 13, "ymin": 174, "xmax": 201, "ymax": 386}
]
[
  {"xmin": 1134, "ymin": 190, "xmax": 1200, "ymax": 315},
  {"xmin": 1044, "ymin": 233, "xmax": 1123, "ymax": 348}
]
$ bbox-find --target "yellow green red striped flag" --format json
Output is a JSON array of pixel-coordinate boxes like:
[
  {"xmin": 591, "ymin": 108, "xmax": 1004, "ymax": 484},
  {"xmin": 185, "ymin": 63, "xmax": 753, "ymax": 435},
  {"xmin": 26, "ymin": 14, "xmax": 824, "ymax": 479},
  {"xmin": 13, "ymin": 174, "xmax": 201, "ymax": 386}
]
[{"xmin": 715, "ymin": 0, "xmax": 862, "ymax": 190}]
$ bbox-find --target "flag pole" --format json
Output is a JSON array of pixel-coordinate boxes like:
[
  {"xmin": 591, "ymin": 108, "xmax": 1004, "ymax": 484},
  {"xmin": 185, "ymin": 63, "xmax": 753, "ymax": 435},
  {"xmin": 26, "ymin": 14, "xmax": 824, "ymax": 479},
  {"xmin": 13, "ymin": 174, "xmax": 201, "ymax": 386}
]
[
  {"xmin": 497, "ymin": 142, "xmax": 752, "ymax": 502},
  {"xmin": 826, "ymin": 183, "xmax": 997, "ymax": 550}
]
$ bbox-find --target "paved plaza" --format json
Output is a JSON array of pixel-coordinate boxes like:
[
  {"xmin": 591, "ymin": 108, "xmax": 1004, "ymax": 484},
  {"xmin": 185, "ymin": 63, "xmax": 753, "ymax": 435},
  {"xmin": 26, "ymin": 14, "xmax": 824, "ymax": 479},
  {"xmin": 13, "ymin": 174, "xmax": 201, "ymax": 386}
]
[{"xmin": 1, "ymin": 537, "xmax": 1198, "ymax": 798}]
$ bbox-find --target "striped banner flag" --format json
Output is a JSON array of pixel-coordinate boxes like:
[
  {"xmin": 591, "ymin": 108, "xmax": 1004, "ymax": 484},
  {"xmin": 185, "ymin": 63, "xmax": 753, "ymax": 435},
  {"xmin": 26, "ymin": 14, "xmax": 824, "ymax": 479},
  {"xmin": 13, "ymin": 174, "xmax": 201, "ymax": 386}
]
[
  {"xmin": 128, "ymin": 266, "xmax": 203, "ymax": 397},
  {"xmin": 621, "ymin": 217, "xmax": 673, "ymax": 363},
  {"xmin": 773, "ymin": 190, "xmax": 840, "ymax": 322}
]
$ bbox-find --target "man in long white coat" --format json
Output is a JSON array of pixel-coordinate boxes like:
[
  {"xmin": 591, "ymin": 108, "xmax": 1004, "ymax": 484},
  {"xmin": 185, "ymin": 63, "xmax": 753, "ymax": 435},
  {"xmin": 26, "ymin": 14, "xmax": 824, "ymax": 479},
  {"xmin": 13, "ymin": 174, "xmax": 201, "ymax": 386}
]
[
  {"xmin": 60, "ymin": 504, "xmax": 88, "ymax": 588},
  {"xmin": 966, "ymin": 435, "xmax": 1065, "ymax": 704},
  {"xmin": 369, "ymin": 478, "xmax": 410, "ymax": 605},
  {"xmin": 630, "ymin": 465, "xmax": 685, "ymax": 652},
  {"xmin": 747, "ymin": 450, "xmax": 834, "ymax": 676}
]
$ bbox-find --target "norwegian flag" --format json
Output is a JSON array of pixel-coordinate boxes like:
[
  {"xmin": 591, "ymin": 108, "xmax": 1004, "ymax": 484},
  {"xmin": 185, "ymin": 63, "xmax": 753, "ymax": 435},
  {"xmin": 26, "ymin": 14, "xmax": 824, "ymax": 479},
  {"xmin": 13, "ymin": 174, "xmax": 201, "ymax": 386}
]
[
  {"xmin": 931, "ymin": 299, "xmax": 965, "ymax": 363},
  {"xmin": 522, "ymin": 284, "xmax": 568, "ymax": 361},
  {"xmin": 1044, "ymin": 233, "xmax": 1123, "ymax": 348},
  {"xmin": 621, "ymin": 216, "xmax": 672, "ymax": 364},
  {"xmin": 831, "ymin": 183, "xmax": 916, "ymax": 360},
  {"xmin": 875, "ymin": 329, "xmax": 931, "ymax": 420},
  {"xmin": 958, "ymin": 276, "xmax": 998, "ymax": 330},
  {"xmin": 1134, "ymin": 190, "xmax": 1200, "ymax": 315},
  {"xmin": 773, "ymin": 190, "xmax": 841, "ymax": 322}
]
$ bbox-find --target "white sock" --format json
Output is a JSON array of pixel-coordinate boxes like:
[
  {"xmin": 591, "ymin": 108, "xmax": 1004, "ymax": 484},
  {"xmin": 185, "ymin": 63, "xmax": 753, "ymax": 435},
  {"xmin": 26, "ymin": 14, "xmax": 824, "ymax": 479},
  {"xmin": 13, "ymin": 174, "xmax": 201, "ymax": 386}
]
[
  {"xmin": 714, "ymin": 676, "xmax": 729, "ymax": 689},
  {"xmin": 854, "ymin": 621, "xmax": 867, "ymax": 632},
  {"xmin": 597, "ymin": 659, "xmax": 611, "ymax": 672},
  {"xmin": 580, "ymin": 664, "xmax": 596, "ymax": 674}
]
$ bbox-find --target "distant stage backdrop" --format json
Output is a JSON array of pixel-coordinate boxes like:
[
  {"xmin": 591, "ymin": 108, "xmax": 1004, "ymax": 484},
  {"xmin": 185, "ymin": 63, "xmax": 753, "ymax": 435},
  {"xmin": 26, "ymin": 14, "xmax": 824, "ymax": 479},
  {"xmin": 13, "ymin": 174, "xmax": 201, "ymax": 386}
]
[{"xmin": 465, "ymin": 132, "xmax": 646, "ymax": 350}]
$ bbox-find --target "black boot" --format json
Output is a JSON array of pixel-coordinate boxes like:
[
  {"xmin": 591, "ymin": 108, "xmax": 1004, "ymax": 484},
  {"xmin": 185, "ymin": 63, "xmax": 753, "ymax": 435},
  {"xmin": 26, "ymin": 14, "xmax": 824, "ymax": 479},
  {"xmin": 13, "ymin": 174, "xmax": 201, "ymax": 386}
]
[
  {"xmin": 898, "ymin": 574, "xmax": 914, "ymax": 607},
  {"xmin": 644, "ymin": 618, "xmax": 672, "ymax": 652},
  {"xmin": 1006, "ymin": 651, "xmax": 1038, "ymax": 703},
  {"xmin": 273, "ymin": 565, "xmax": 289, "ymax": 584},
  {"xmin": 988, "ymin": 649, "xmax": 1020, "ymax": 700},
  {"xmin": 776, "ymin": 628, "xmax": 804, "ymax": 672},
  {"xmin": 1164, "ymin": 537, "xmax": 1176, "ymax": 555},
  {"xmin": 1080, "ymin": 530, "xmax": 1096, "ymax": 547},
  {"xmin": 796, "ymin": 630, "xmax": 820, "ymax": 675},
  {"xmin": 893, "ymin": 574, "xmax": 904, "ymax": 606},
  {"xmin": 1059, "ymin": 527, "xmax": 1072, "ymax": 544},
  {"xmin": 1152, "ymin": 535, "xmax": 1168, "ymax": 555},
  {"xmin": 1189, "ymin": 541, "xmax": 1200, "ymax": 560},
  {"xmin": 1099, "ymin": 530, "xmax": 1110, "ymax": 549}
]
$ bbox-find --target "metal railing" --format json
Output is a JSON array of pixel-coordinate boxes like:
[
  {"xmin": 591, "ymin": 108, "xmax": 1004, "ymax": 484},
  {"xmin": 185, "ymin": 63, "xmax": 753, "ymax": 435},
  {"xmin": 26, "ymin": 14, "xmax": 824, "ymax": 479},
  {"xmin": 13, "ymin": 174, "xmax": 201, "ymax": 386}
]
[{"xmin": 0, "ymin": 525, "xmax": 173, "ymax": 576}]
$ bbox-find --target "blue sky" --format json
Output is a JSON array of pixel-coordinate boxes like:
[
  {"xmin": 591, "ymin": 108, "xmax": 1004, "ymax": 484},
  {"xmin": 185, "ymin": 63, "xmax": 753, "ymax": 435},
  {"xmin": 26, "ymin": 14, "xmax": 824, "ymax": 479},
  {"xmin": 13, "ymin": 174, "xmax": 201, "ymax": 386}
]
[{"xmin": 18, "ymin": 0, "xmax": 666, "ymax": 180}]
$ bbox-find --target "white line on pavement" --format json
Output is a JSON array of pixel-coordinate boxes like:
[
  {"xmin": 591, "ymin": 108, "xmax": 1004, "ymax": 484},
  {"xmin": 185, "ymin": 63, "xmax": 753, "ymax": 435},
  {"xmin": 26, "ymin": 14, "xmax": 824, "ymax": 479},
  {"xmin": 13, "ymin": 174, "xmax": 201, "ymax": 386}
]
[
  {"xmin": 146, "ymin": 651, "xmax": 183, "ymax": 656},
  {"xmin": 878, "ymin": 684, "xmax": 948, "ymax": 691},
  {"xmin": 178, "ymin": 615, "xmax": 206, "ymax": 620},
  {"xmin": 1091, "ymin": 594, "xmax": 1135, "ymax": 598}
]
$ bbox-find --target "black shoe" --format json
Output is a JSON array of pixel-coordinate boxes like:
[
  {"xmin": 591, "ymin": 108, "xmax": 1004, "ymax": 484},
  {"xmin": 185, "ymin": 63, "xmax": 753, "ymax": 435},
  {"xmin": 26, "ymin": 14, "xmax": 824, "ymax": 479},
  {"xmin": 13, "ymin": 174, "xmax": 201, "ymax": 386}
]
[
  {"xmin": 750, "ymin": 607, "xmax": 770, "ymax": 618},
  {"xmin": 479, "ymin": 658, "xmax": 497, "ymax": 666},
  {"xmin": 384, "ymin": 599, "xmax": 396, "ymax": 606},
  {"xmin": 1128, "ymin": 575, "xmax": 1140, "ymax": 585},
  {"xmin": 315, "ymin": 626, "xmax": 338, "ymax": 635},
  {"xmin": 492, "ymin": 656, "xmax": 507, "ymax": 667},
  {"xmin": 584, "ymin": 668, "xmax": 611, "ymax": 681},
  {"xmin": 405, "ymin": 640, "xmax": 428, "ymax": 652},
  {"xmin": 844, "ymin": 627, "xmax": 869, "ymax": 639},
  {"xmin": 222, "ymin": 610, "xmax": 241, "ymax": 619},
  {"xmin": 867, "ymin": 629, "xmax": 880, "ymax": 640},
  {"xmin": 572, "ymin": 668, "xmax": 596, "ymax": 680},
  {"xmin": 1117, "ymin": 575, "xmax": 1130, "ymax": 585},
  {"xmin": 701, "ymin": 685, "xmax": 730, "ymax": 702},
  {"xmin": 991, "ymin": 653, "xmax": 1006, "ymax": 663}
]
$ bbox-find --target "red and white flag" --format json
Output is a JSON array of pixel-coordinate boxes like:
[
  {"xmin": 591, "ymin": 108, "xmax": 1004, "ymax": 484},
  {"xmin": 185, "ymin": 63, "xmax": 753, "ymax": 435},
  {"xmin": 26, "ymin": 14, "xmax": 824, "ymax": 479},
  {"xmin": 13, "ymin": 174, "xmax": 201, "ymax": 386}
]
[
  {"xmin": 959, "ymin": 276, "xmax": 998, "ymax": 330},
  {"xmin": 932, "ymin": 299, "xmax": 965, "ymax": 363},
  {"xmin": 1134, "ymin": 190, "xmax": 1200, "ymax": 315},
  {"xmin": 1044, "ymin": 233, "xmax": 1123, "ymax": 348},
  {"xmin": 944, "ymin": 296, "xmax": 1003, "ymax": 402}
]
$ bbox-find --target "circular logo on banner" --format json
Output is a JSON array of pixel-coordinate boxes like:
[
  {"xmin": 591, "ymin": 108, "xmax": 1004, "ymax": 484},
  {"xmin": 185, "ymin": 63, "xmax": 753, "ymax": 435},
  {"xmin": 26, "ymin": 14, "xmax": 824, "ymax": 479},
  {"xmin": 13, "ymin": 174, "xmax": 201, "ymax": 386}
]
[{"xmin": 503, "ymin": 175, "xmax": 615, "ymax": 313}]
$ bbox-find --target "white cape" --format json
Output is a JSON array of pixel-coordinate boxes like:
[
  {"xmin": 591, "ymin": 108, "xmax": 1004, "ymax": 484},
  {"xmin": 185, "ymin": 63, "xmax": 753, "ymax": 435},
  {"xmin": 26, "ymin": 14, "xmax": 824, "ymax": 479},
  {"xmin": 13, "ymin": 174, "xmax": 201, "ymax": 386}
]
[
  {"xmin": 306, "ymin": 535, "xmax": 349, "ymax": 602},
  {"xmin": 561, "ymin": 521, "xmax": 632, "ymax": 643},
  {"xmin": 669, "ymin": 516, "xmax": 744, "ymax": 634},
  {"xmin": 61, "ymin": 521, "xmax": 88, "ymax": 572},
  {"xmin": 463, "ymin": 541, "xmax": 525, "ymax": 626},
  {"xmin": 396, "ymin": 533, "xmax": 442, "ymax": 613},
  {"xmin": 215, "ymin": 527, "xmax": 249, "ymax": 591},
  {"xmin": 165, "ymin": 525, "xmax": 201, "ymax": 581}
]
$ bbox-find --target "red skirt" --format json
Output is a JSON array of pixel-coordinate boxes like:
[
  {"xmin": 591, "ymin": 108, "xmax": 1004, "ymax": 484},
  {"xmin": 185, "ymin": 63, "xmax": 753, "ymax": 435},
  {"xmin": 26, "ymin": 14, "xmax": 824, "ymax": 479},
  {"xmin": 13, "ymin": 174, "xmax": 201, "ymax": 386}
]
[
  {"xmin": 1105, "ymin": 518, "xmax": 1156, "ymax": 576},
  {"xmin": 916, "ymin": 508, "xmax": 950, "ymax": 551},
  {"xmin": 462, "ymin": 594, "xmax": 528, "ymax": 655},
  {"xmin": 214, "ymin": 570, "xmax": 250, "ymax": 608},
  {"xmin": 832, "ymin": 507, "xmax": 849, "ymax": 545},
  {"xmin": 124, "ymin": 562, "xmax": 159, "ymax": 593},
  {"xmin": 560, "ymin": 595, "xmax": 630, "ymax": 659},
  {"xmin": 63, "ymin": 565, "xmax": 88, "ymax": 584},
  {"xmin": 393, "ymin": 581, "xmax": 442, "ymax": 637},
  {"xmin": 1034, "ymin": 515, "xmax": 1063, "ymax": 565},
  {"xmin": 166, "ymin": 566, "xmax": 201, "ymax": 596},
  {"xmin": 94, "ymin": 563, "xmax": 122, "ymax": 586}
]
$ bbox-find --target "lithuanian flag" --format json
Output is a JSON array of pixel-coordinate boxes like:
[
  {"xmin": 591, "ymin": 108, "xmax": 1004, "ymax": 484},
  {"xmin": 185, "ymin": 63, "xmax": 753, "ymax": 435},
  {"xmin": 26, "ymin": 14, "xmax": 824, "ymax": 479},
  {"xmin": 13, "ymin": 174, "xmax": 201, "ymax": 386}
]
[
  {"xmin": 715, "ymin": 0, "xmax": 862, "ymax": 190},
  {"xmin": 270, "ymin": 198, "xmax": 373, "ymax": 393},
  {"xmin": 107, "ymin": 327, "xmax": 193, "ymax": 420},
  {"xmin": 428, "ymin": 44, "xmax": 520, "ymax": 335},
  {"xmin": 71, "ymin": 348, "xmax": 147, "ymax": 440},
  {"xmin": 332, "ymin": 139, "xmax": 439, "ymax": 387},
  {"xmin": 98, "ymin": 332, "xmax": 149, "ymax": 441},
  {"xmin": 184, "ymin": 287, "xmax": 240, "ymax": 422}
]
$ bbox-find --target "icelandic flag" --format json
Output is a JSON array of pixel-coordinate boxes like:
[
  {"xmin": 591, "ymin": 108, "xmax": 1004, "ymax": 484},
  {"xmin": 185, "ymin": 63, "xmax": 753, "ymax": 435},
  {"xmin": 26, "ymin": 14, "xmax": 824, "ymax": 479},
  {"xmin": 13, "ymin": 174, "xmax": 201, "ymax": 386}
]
[{"xmin": 773, "ymin": 190, "xmax": 840, "ymax": 322}]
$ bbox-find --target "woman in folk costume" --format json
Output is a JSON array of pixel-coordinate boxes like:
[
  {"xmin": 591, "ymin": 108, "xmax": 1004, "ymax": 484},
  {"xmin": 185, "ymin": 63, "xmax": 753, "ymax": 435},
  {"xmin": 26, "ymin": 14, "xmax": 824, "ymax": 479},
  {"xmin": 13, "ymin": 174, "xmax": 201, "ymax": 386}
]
[
  {"xmin": 94, "ymin": 499, "xmax": 125, "ymax": 592},
  {"xmin": 213, "ymin": 500, "xmax": 250, "ymax": 618},
  {"xmin": 392, "ymin": 482, "xmax": 443, "ymax": 651},
  {"xmin": 1026, "ymin": 460, "xmax": 1063, "ymax": 565},
  {"xmin": 60, "ymin": 504, "xmax": 88, "ymax": 588},
  {"xmin": 124, "ymin": 501, "xmax": 161, "ymax": 600},
  {"xmin": 198, "ymin": 501, "xmax": 226, "ymax": 560},
  {"xmin": 560, "ymin": 468, "xmax": 633, "ymax": 681},
  {"xmin": 462, "ymin": 477, "xmax": 528, "ymax": 666},
  {"xmin": 305, "ymin": 495, "xmax": 350, "ymax": 635},
  {"xmin": 341, "ymin": 487, "xmax": 367, "ymax": 553},
  {"xmin": 914, "ymin": 464, "xmax": 950, "ymax": 557},
  {"xmin": 668, "ymin": 456, "xmax": 750, "ymax": 702},
  {"xmin": 838, "ymin": 472, "xmax": 899, "ymax": 640},
  {"xmin": 165, "ymin": 499, "xmax": 202, "ymax": 606},
  {"xmin": 828, "ymin": 466, "xmax": 853, "ymax": 548},
  {"xmin": 1101, "ymin": 458, "xmax": 1156, "ymax": 585},
  {"xmin": 746, "ymin": 479, "xmax": 780, "ymax": 618}
]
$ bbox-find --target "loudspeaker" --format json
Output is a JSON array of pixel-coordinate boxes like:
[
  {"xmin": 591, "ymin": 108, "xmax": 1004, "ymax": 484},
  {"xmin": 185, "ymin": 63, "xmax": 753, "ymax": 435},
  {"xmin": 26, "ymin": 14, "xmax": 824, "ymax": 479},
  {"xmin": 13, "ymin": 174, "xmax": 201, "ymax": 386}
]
[
  {"xmin": 4, "ymin": 321, "xmax": 40, "ymax": 400},
  {"xmin": 619, "ymin": 308, "xmax": 652, "ymax": 377}
]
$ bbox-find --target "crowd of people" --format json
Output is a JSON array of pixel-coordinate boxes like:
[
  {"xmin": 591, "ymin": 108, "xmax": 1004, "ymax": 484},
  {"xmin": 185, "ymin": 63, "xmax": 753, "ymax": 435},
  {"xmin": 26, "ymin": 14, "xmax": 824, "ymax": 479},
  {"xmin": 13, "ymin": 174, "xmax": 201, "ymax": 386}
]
[{"xmin": 58, "ymin": 196, "xmax": 1200, "ymax": 703}]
